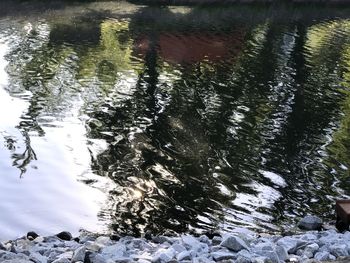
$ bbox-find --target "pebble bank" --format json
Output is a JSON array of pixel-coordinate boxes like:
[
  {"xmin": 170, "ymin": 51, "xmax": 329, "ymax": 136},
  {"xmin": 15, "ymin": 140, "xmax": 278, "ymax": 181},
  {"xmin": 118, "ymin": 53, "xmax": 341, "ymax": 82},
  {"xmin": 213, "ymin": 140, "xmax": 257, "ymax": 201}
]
[{"xmin": 1, "ymin": 216, "xmax": 350, "ymax": 263}]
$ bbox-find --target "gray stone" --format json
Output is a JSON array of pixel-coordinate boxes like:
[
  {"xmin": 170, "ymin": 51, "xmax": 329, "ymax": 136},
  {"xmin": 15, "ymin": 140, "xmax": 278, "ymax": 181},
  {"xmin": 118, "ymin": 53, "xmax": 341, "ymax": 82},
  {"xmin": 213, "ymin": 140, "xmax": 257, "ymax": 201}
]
[
  {"xmin": 251, "ymin": 257, "xmax": 268, "ymax": 263},
  {"xmin": 211, "ymin": 251, "xmax": 236, "ymax": 261},
  {"xmin": 300, "ymin": 233, "xmax": 318, "ymax": 241},
  {"xmin": 275, "ymin": 245, "xmax": 288, "ymax": 261},
  {"xmin": 276, "ymin": 236, "xmax": 299, "ymax": 253},
  {"xmin": 304, "ymin": 243, "xmax": 319, "ymax": 257},
  {"xmin": 29, "ymin": 252, "xmax": 47, "ymax": 263},
  {"xmin": 51, "ymin": 258, "xmax": 71, "ymax": 263},
  {"xmin": 152, "ymin": 248, "xmax": 175, "ymax": 263},
  {"xmin": 314, "ymin": 251, "xmax": 330, "ymax": 261},
  {"xmin": 298, "ymin": 216, "xmax": 322, "ymax": 230},
  {"xmin": 176, "ymin": 250, "xmax": 191, "ymax": 261},
  {"xmin": 171, "ymin": 243, "xmax": 186, "ymax": 253},
  {"xmin": 259, "ymin": 250, "xmax": 279, "ymax": 263},
  {"xmin": 192, "ymin": 256, "xmax": 213, "ymax": 263},
  {"xmin": 236, "ymin": 256, "xmax": 252, "ymax": 263},
  {"xmin": 152, "ymin": 236, "xmax": 168, "ymax": 244},
  {"xmin": 2, "ymin": 260, "xmax": 33, "ymax": 263},
  {"xmin": 199, "ymin": 235, "xmax": 210, "ymax": 244},
  {"xmin": 90, "ymin": 253, "xmax": 108, "ymax": 263},
  {"xmin": 220, "ymin": 235, "xmax": 248, "ymax": 252},
  {"xmin": 101, "ymin": 243, "xmax": 126, "ymax": 259},
  {"xmin": 0, "ymin": 251, "xmax": 29, "ymax": 261},
  {"xmin": 329, "ymin": 244, "xmax": 349, "ymax": 257},
  {"xmin": 181, "ymin": 235, "xmax": 201, "ymax": 249},
  {"xmin": 212, "ymin": 236, "xmax": 222, "ymax": 246},
  {"xmin": 72, "ymin": 246, "xmax": 86, "ymax": 262}
]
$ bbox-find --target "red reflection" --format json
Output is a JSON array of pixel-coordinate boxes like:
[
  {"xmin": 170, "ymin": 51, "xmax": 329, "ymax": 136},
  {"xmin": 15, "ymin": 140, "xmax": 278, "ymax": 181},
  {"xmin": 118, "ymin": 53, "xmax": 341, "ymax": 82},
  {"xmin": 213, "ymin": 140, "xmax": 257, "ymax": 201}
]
[{"xmin": 134, "ymin": 31, "xmax": 244, "ymax": 65}]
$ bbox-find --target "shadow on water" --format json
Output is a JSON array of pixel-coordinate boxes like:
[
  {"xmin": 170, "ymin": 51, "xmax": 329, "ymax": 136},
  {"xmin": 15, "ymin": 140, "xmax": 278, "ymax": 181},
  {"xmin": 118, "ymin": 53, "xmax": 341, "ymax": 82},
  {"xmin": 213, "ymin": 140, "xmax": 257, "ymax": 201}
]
[{"xmin": 2, "ymin": 2, "xmax": 350, "ymax": 237}]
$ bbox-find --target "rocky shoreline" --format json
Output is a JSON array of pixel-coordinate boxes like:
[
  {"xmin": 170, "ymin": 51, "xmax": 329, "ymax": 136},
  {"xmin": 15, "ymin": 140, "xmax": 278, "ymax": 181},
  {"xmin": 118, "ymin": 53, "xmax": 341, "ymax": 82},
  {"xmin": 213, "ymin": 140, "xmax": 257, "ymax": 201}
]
[{"xmin": 1, "ymin": 216, "xmax": 350, "ymax": 263}]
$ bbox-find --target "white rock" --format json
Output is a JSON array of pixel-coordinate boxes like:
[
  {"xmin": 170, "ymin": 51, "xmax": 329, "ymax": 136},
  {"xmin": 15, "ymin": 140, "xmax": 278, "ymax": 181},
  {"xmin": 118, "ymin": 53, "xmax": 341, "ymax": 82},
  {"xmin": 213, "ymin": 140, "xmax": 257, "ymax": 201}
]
[
  {"xmin": 171, "ymin": 243, "xmax": 186, "ymax": 253},
  {"xmin": 275, "ymin": 245, "xmax": 288, "ymax": 261},
  {"xmin": 181, "ymin": 235, "xmax": 201, "ymax": 249},
  {"xmin": 176, "ymin": 250, "xmax": 191, "ymax": 261},
  {"xmin": 211, "ymin": 251, "xmax": 236, "ymax": 261},
  {"xmin": 72, "ymin": 246, "xmax": 86, "ymax": 262},
  {"xmin": 329, "ymin": 244, "xmax": 349, "ymax": 257},
  {"xmin": 95, "ymin": 236, "xmax": 112, "ymax": 246},
  {"xmin": 300, "ymin": 233, "xmax": 318, "ymax": 241},
  {"xmin": 2, "ymin": 260, "xmax": 33, "ymax": 263},
  {"xmin": 220, "ymin": 235, "xmax": 248, "ymax": 252},
  {"xmin": 51, "ymin": 258, "xmax": 71, "ymax": 263},
  {"xmin": 314, "ymin": 251, "xmax": 330, "ymax": 261},
  {"xmin": 101, "ymin": 243, "xmax": 126, "ymax": 259},
  {"xmin": 276, "ymin": 236, "xmax": 299, "ymax": 253},
  {"xmin": 192, "ymin": 256, "xmax": 212, "ymax": 263},
  {"xmin": 251, "ymin": 256, "xmax": 268, "ymax": 263},
  {"xmin": 304, "ymin": 243, "xmax": 319, "ymax": 255},
  {"xmin": 152, "ymin": 247, "xmax": 175, "ymax": 263},
  {"xmin": 198, "ymin": 235, "xmax": 210, "ymax": 244},
  {"xmin": 57, "ymin": 251, "xmax": 73, "ymax": 260},
  {"xmin": 29, "ymin": 252, "xmax": 47, "ymax": 263}
]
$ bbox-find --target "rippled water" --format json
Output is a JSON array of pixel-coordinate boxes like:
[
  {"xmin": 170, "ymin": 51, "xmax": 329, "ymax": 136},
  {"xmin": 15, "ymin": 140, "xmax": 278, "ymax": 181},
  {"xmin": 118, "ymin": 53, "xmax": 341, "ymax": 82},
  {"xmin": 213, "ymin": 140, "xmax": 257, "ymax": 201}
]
[{"xmin": 1, "ymin": 1, "xmax": 350, "ymax": 239}]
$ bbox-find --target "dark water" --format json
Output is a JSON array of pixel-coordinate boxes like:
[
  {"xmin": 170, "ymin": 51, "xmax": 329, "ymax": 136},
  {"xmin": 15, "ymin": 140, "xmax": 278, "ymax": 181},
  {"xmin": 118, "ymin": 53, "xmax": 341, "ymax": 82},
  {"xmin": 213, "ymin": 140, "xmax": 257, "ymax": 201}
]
[{"xmin": 1, "ymin": 1, "xmax": 350, "ymax": 239}]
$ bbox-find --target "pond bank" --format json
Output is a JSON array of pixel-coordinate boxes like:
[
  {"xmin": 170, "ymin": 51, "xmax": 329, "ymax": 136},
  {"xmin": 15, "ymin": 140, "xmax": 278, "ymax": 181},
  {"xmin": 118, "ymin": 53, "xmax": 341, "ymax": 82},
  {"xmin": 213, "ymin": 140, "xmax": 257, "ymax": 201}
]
[{"xmin": 2, "ymin": 223, "xmax": 350, "ymax": 263}]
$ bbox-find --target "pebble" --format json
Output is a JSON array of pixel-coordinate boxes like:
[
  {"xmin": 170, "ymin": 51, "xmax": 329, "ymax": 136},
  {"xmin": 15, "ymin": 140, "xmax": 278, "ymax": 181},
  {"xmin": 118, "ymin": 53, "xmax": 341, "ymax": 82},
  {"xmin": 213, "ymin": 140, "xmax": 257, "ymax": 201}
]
[{"xmin": 2, "ymin": 224, "xmax": 350, "ymax": 263}]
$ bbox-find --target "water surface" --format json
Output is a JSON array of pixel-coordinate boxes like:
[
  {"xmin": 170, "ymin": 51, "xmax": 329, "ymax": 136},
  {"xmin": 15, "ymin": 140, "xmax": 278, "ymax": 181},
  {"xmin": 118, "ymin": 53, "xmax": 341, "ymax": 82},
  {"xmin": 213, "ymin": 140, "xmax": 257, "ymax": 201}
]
[{"xmin": 1, "ymin": 1, "xmax": 350, "ymax": 239}]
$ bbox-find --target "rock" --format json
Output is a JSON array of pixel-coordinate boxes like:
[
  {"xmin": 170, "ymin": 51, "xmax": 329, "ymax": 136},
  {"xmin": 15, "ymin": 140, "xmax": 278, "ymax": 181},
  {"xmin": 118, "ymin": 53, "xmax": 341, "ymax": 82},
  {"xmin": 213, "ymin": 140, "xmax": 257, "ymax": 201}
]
[
  {"xmin": 204, "ymin": 230, "xmax": 221, "ymax": 239},
  {"xmin": 51, "ymin": 258, "xmax": 71, "ymax": 263},
  {"xmin": 276, "ymin": 236, "xmax": 299, "ymax": 254},
  {"xmin": 329, "ymin": 244, "xmax": 349, "ymax": 257},
  {"xmin": 171, "ymin": 243, "xmax": 186, "ymax": 253},
  {"xmin": 236, "ymin": 254, "xmax": 252, "ymax": 263},
  {"xmin": 2, "ymin": 260, "xmax": 33, "ymax": 263},
  {"xmin": 212, "ymin": 236, "xmax": 222, "ymax": 246},
  {"xmin": 314, "ymin": 251, "xmax": 330, "ymax": 261},
  {"xmin": 0, "ymin": 242, "xmax": 6, "ymax": 251},
  {"xmin": 298, "ymin": 216, "xmax": 322, "ymax": 230},
  {"xmin": 176, "ymin": 250, "xmax": 191, "ymax": 261},
  {"xmin": 300, "ymin": 233, "xmax": 318, "ymax": 241},
  {"xmin": 182, "ymin": 235, "xmax": 201, "ymax": 249},
  {"xmin": 211, "ymin": 251, "xmax": 236, "ymax": 261},
  {"xmin": 152, "ymin": 248, "xmax": 175, "ymax": 262},
  {"xmin": 27, "ymin": 232, "xmax": 39, "ymax": 241},
  {"xmin": 275, "ymin": 245, "xmax": 288, "ymax": 261},
  {"xmin": 251, "ymin": 257, "xmax": 268, "ymax": 263},
  {"xmin": 152, "ymin": 236, "xmax": 168, "ymax": 244},
  {"xmin": 220, "ymin": 235, "xmax": 248, "ymax": 252},
  {"xmin": 95, "ymin": 236, "xmax": 112, "ymax": 246},
  {"xmin": 199, "ymin": 235, "xmax": 210, "ymax": 244},
  {"xmin": 56, "ymin": 232, "xmax": 72, "ymax": 241},
  {"xmin": 192, "ymin": 256, "xmax": 213, "ymax": 263},
  {"xmin": 72, "ymin": 246, "xmax": 86, "ymax": 262},
  {"xmin": 101, "ymin": 243, "xmax": 126, "ymax": 260},
  {"xmin": 304, "ymin": 243, "xmax": 319, "ymax": 256}
]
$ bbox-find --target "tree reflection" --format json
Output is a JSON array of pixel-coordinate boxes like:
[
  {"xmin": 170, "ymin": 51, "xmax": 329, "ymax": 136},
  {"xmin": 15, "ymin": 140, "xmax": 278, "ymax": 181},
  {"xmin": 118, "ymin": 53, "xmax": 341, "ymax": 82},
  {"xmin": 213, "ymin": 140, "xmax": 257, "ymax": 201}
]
[{"xmin": 3, "ymin": 4, "xmax": 350, "ymax": 235}]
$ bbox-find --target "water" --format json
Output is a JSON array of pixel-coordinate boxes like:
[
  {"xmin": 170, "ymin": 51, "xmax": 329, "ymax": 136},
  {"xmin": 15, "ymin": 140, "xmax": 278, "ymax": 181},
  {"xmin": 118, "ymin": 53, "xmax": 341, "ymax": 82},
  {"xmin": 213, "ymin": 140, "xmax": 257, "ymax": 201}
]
[{"xmin": 1, "ymin": 1, "xmax": 350, "ymax": 240}]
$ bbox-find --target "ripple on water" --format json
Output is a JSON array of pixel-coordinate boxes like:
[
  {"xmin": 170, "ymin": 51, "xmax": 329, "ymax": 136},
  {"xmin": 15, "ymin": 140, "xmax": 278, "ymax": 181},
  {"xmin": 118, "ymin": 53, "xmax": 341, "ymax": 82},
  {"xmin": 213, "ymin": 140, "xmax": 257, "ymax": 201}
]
[{"xmin": 1, "ymin": 3, "xmax": 350, "ymax": 239}]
